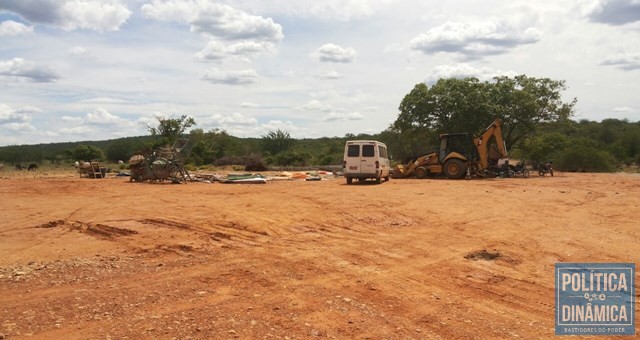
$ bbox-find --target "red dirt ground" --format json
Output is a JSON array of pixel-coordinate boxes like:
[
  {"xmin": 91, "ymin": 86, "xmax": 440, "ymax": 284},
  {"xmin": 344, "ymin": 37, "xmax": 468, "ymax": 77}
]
[{"xmin": 1, "ymin": 170, "xmax": 638, "ymax": 339}]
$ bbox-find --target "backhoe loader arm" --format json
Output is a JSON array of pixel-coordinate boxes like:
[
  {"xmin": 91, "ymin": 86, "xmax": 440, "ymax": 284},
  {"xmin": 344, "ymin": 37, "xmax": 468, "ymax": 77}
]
[{"xmin": 474, "ymin": 119, "xmax": 508, "ymax": 170}]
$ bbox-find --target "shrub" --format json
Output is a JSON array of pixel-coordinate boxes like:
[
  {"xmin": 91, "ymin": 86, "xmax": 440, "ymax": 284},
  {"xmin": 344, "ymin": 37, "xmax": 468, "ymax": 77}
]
[{"xmin": 555, "ymin": 146, "xmax": 616, "ymax": 172}]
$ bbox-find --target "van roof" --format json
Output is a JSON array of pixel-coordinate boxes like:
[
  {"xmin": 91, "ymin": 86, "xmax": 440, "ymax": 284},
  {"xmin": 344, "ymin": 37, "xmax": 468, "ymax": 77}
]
[{"xmin": 346, "ymin": 140, "xmax": 385, "ymax": 144}]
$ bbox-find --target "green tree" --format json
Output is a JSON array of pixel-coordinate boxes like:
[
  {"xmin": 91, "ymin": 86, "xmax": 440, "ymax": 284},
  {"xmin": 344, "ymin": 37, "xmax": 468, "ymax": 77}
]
[
  {"xmin": 72, "ymin": 144, "xmax": 104, "ymax": 161},
  {"xmin": 519, "ymin": 132, "xmax": 569, "ymax": 163},
  {"xmin": 106, "ymin": 139, "xmax": 136, "ymax": 162},
  {"xmin": 188, "ymin": 128, "xmax": 234, "ymax": 165},
  {"xmin": 555, "ymin": 146, "xmax": 616, "ymax": 172},
  {"xmin": 261, "ymin": 129, "xmax": 294, "ymax": 156},
  {"xmin": 148, "ymin": 115, "xmax": 196, "ymax": 147},
  {"xmin": 394, "ymin": 75, "xmax": 575, "ymax": 151},
  {"xmin": 489, "ymin": 75, "xmax": 575, "ymax": 148}
]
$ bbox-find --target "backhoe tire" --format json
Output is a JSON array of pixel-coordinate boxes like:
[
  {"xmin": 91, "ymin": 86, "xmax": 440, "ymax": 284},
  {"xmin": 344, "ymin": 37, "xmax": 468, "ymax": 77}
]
[
  {"xmin": 444, "ymin": 159, "xmax": 467, "ymax": 179},
  {"xmin": 415, "ymin": 167, "xmax": 427, "ymax": 179}
]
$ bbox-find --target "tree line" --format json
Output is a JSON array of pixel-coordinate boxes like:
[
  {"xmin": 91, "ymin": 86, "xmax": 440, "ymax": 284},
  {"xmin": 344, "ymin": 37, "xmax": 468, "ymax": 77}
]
[{"xmin": 0, "ymin": 75, "xmax": 638, "ymax": 172}]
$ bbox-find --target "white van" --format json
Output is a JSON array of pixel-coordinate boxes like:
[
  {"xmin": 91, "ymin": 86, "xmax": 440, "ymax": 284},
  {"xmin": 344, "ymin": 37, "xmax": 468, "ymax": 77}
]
[{"xmin": 343, "ymin": 140, "xmax": 391, "ymax": 184}]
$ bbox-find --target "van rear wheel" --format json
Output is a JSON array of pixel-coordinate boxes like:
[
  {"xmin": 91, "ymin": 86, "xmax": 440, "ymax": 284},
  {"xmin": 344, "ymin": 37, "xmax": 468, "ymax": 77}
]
[
  {"xmin": 346, "ymin": 177, "xmax": 353, "ymax": 185},
  {"xmin": 375, "ymin": 176, "xmax": 381, "ymax": 184}
]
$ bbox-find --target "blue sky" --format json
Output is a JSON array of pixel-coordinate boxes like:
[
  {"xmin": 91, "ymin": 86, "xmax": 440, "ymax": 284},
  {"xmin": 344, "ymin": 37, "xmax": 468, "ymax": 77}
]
[{"xmin": 1, "ymin": 0, "xmax": 639, "ymax": 146}]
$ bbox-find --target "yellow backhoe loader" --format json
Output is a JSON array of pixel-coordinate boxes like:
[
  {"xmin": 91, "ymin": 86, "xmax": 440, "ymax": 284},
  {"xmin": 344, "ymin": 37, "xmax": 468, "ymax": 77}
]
[{"xmin": 392, "ymin": 119, "xmax": 509, "ymax": 179}]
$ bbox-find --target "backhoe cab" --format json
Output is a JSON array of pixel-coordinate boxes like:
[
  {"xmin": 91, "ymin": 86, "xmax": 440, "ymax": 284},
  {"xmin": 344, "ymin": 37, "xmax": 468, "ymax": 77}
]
[{"xmin": 392, "ymin": 119, "xmax": 509, "ymax": 179}]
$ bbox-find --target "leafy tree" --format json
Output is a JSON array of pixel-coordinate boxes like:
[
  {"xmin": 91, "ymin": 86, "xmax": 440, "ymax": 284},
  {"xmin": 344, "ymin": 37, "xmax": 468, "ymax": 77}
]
[
  {"xmin": 394, "ymin": 75, "xmax": 575, "ymax": 151},
  {"xmin": 618, "ymin": 128, "xmax": 640, "ymax": 161},
  {"xmin": 519, "ymin": 132, "xmax": 569, "ymax": 163},
  {"xmin": 188, "ymin": 128, "xmax": 234, "ymax": 165},
  {"xmin": 106, "ymin": 139, "xmax": 137, "ymax": 162},
  {"xmin": 555, "ymin": 146, "xmax": 616, "ymax": 172},
  {"xmin": 261, "ymin": 129, "xmax": 294, "ymax": 156},
  {"xmin": 489, "ymin": 75, "xmax": 575, "ymax": 148},
  {"xmin": 269, "ymin": 150, "xmax": 309, "ymax": 166},
  {"xmin": 148, "ymin": 115, "xmax": 196, "ymax": 147},
  {"xmin": 72, "ymin": 144, "xmax": 104, "ymax": 161},
  {"xmin": 379, "ymin": 125, "xmax": 436, "ymax": 162}
]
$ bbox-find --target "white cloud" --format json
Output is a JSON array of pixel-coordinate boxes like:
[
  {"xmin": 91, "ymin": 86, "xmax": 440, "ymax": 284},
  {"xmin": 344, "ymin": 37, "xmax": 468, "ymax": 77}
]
[
  {"xmin": 206, "ymin": 112, "xmax": 258, "ymax": 127},
  {"xmin": 304, "ymin": 0, "xmax": 394, "ymax": 20},
  {"xmin": 202, "ymin": 68, "xmax": 258, "ymax": 85},
  {"xmin": 0, "ymin": 103, "xmax": 33, "ymax": 123},
  {"xmin": 62, "ymin": 115, "xmax": 84, "ymax": 123},
  {"xmin": 59, "ymin": 126, "xmax": 94, "ymax": 135},
  {"xmin": 197, "ymin": 112, "xmax": 310, "ymax": 137},
  {"xmin": 13, "ymin": 105, "xmax": 42, "ymax": 114},
  {"xmin": 410, "ymin": 21, "xmax": 541, "ymax": 60},
  {"xmin": 244, "ymin": 0, "xmax": 395, "ymax": 21},
  {"xmin": 0, "ymin": 58, "xmax": 60, "ymax": 83},
  {"xmin": 57, "ymin": 108, "xmax": 135, "ymax": 138},
  {"xmin": 3, "ymin": 122, "xmax": 36, "ymax": 132},
  {"xmin": 0, "ymin": 20, "xmax": 33, "ymax": 36},
  {"xmin": 80, "ymin": 97, "xmax": 130, "ymax": 104},
  {"xmin": 261, "ymin": 120, "xmax": 305, "ymax": 135},
  {"xmin": 142, "ymin": 0, "xmax": 283, "ymax": 42},
  {"xmin": 195, "ymin": 40, "xmax": 275, "ymax": 61},
  {"xmin": 424, "ymin": 64, "xmax": 518, "ymax": 85},
  {"xmin": 194, "ymin": 40, "xmax": 225, "ymax": 61},
  {"xmin": 0, "ymin": 0, "xmax": 131, "ymax": 32},
  {"xmin": 240, "ymin": 102, "xmax": 258, "ymax": 108},
  {"xmin": 314, "ymin": 43, "xmax": 357, "ymax": 63},
  {"xmin": 600, "ymin": 52, "xmax": 640, "ymax": 70},
  {"xmin": 383, "ymin": 43, "xmax": 405, "ymax": 53},
  {"xmin": 308, "ymin": 89, "xmax": 373, "ymax": 105},
  {"xmin": 85, "ymin": 108, "xmax": 131, "ymax": 126},
  {"xmin": 68, "ymin": 46, "xmax": 87, "ymax": 56},
  {"xmin": 317, "ymin": 70, "xmax": 343, "ymax": 79},
  {"xmin": 613, "ymin": 106, "xmax": 634, "ymax": 113},
  {"xmin": 323, "ymin": 111, "xmax": 364, "ymax": 122},
  {"xmin": 298, "ymin": 99, "xmax": 332, "ymax": 112},
  {"xmin": 137, "ymin": 112, "xmax": 170, "ymax": 128}
]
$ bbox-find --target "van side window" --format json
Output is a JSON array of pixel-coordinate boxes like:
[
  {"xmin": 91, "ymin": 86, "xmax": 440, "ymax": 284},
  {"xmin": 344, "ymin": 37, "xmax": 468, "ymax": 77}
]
[
  {"xmin": 347, "ymin": 145, "xmax": 360, "ymax": 157},
  {"xmin": 362, "ymin": 145, "xmax": 375, "ymax": 157},
  {"xmin": 378, "ymin": 145, "xmax": 387, "ymax": 158}
]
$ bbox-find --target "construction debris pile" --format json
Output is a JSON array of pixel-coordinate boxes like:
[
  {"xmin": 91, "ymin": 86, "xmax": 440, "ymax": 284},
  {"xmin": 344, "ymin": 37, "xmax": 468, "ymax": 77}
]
[
  {"xmin": 193, "ymin": 170, "xmax": 337, "ymax": 184},
  {"xmin": 129, "ymin": 139, "xmax": 192, "ymax": 183},
  {"xmin": 77, "ymin": 162, "xmax": 106, "ymax": 179}
]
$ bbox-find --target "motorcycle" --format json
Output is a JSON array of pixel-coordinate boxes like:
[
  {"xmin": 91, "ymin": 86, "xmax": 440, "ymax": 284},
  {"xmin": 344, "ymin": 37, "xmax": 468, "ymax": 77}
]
[
  {"xmin": 511, "ymin": 160, "xmax": 529, "ymax": 178},
  {"xmin": 498, "ymin": 159, "xmax": 529, "ymax": 178},
  {"xmin": 538, "ymin": 161, "xmax": 554, "ymax": 177}
]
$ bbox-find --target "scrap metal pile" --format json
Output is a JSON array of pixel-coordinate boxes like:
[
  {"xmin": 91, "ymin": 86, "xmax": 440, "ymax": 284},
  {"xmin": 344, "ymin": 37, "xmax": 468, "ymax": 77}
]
[
  {"xmin": 128, "ymin": 139, "xmax": 192, "ymax": 183},
  {"xmin": 77, "ymin": 161, "xmax": 106, "ymax": 179}
]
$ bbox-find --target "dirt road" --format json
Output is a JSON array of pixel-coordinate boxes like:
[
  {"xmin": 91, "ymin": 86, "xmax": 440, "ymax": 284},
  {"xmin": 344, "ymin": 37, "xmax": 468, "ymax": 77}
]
[{"xmin": 1, "ymin": 171, "xmax": 638, "ymax": 339}]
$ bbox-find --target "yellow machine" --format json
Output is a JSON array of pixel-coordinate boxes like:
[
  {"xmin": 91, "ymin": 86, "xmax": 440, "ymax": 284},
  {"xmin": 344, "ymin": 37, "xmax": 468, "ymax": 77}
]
[{"xmin": 393, "ymin": 119, "xmax": 509, "ymax": 179}]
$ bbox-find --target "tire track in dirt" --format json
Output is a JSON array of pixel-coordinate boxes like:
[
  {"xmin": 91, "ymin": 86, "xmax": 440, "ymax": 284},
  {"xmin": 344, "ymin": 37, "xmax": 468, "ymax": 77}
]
[{"xmin": 35, "ymin": 220, "xmax": 138, "ymax": 239}]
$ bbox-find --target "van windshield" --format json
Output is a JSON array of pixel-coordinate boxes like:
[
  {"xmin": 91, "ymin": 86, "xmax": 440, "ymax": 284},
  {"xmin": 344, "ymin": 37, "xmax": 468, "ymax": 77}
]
[
  {"xmin": 362, "ymin": 145, "xmax": 375, "ymax": 157},
  {"xmin": 347, "ymin": 145, "xmax": 359, "ymax": 157}
]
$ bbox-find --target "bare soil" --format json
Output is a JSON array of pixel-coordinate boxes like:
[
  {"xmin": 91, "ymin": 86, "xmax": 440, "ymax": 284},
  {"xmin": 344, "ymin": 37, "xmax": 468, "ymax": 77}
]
[{"xmin": 1, "ymin": 170, "xmax": 638, "ymax": 339}]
